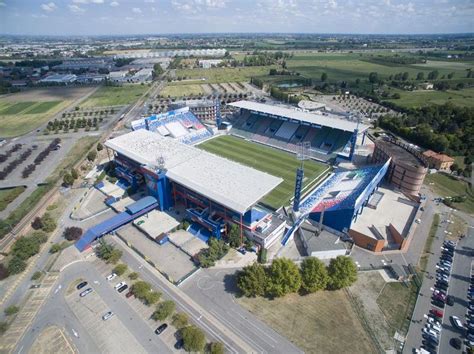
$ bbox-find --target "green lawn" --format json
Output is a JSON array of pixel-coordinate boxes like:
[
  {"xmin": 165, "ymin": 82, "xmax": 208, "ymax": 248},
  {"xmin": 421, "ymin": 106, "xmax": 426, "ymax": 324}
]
[
  {"xmin": 80, "ymin": 84, "xmax": 149, "ymax": 108},
  {"xmin": 161, "ymin": 84, "xmax": 204, "ymax": 98},
  {"xmin": 424, "ymin": 173, "xmax": 474, "ymax": 214},
  {"xmin": 0, "ymin": 187, "xmax": 26, "ymax": 212},
  {"xmin": 384, "ymin": 87, "xmax": 474, "ymax": 108},
  {"xmin": 175, "ymin": 66, "xmax": 276, "ymax": 84},
  {"xmin": 0, "ymin": 102, "xmax": 36, "ymax": 115},
  {"xmin": 197, "ymin": 135, "xmax": 328, "ymax": 209},
  {"xmin": 26, "ymin": 101, "xmax": 62, "ymax": 114}
]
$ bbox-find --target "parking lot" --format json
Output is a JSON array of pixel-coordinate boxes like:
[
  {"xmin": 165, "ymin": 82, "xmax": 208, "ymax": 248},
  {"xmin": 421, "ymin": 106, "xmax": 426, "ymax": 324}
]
[{"xmin": 66, "ymin": 285, "xmax": 147, "ymax": 354}]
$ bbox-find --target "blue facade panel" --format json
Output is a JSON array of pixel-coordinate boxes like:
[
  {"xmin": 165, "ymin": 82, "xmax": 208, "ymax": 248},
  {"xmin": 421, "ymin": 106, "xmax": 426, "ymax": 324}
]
[{"xmin": 308, "ymin": 208, "xmax": 355, "ymax": 233}]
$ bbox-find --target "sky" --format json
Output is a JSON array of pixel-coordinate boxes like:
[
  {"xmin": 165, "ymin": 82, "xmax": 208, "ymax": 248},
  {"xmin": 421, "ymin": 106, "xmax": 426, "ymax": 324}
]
[{"xmin": 0, "ymin": 0, "xmax": 473, "ymax": 36}]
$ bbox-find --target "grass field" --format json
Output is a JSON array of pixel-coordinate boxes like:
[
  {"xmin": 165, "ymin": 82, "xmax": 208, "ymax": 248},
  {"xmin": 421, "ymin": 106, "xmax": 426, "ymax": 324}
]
[
  {"xmin": 384, "ymin": 87, "xmax": 474, "ymax": 108},
  {"xmin": 0, "ymin": 187, "xmax": 26, "ymax": 212},
  {"xmin": 238, "ymin": 291, "xmax": 377, "ymax": 354},
  {"xmin": 424, "ymin": 173, "xmax": 474, "ymax": 214},
  {"xmin": 175, "ymin": 66, "xmax": 276, "ymax": 84},
  {"xmin": 197, "ymin": 135, "xmax": 328, "ymax": 209},
  {"xmin": 80, "ymin": 84, "xmax": 149, "ymax": 108},
  {"xmin": 161, "ymin": 84, "xmax": 204, "ymax": 98},
  {"xmin": 0, "ymin": 101, "xmax": 62, "ymax": 115}
]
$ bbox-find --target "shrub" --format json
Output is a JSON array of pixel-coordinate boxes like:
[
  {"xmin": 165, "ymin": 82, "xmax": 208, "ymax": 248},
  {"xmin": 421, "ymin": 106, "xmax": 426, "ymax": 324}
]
[
  {"xmin": 207, "ymin": 342, "xmax": 225, "ymax": 354},
  {"xmin": 31, "ymin": 217, "xmax": 43, "ymax": 230},
  {"xmin": 87, "ymin": 150, "xmax": 97, "ymax": 161},
  {"xmin": 171, "ymin": 312, "xmax": 189, "ymax": 329},
  {"xmin": 40, "ymin": 213, "xmax": 57, "ymax": 233},
  {"xmin": 96, "ymin": 241, "xmax": 122, "ymax": 264},
  {"xmin": 7, "ymin": 257, "xmax": 27, "ymax": 275},
  {"xmin": 31, "ymin": 271, "xmax": 42, "ymax": 281},
  {"xmin": 0, "ymin": 264, "xmax": 8, "ymax": 280},
  {"xmin": 4, "ymin": 305, "xmax": 19, "ymax": 316},
  {"xmin": 152, "ymin": 300, "xmax": 175, "ymax": 321},
  {"xmin": 113, "ymin": 264, "xmax": 128, "ymax": 276},
  {"xmin": 12, "ymin": 236, "xmax": 40, "ymax": 260},
  {"xmin": 128, "ymin": 272, "xmax": 139, "ymax": 280},
  {"xmin": 181, "ymin": 325, "xmax": 206, "ymax": 353},
  {"xmin": 0, "ymin": 321, "xmax": 8, "ymax": 334}
]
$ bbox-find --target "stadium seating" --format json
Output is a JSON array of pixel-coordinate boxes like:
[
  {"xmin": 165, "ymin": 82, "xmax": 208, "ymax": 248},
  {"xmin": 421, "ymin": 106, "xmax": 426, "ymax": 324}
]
[
  {"xmin": 290, "ymin": 125, "xmax": 310, "ymax": 143},
  {"xmin": 266, "ymin": 120, "xmax": 283, "ymax": 135},
  {"xmin": 332, "ymin": 131, "xmax": 352, "ymax": 152},
  {"xmin": 275, "ymin": 121, "xmax": 299, "ymax": 140}
]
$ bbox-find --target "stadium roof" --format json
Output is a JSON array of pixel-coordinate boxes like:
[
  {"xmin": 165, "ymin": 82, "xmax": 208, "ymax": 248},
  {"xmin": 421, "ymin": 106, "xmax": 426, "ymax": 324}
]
[
  {"xmin": 229, "ymin": 100, "xmax": 369, "ymax": 132},
  {"xmin": 105, "ymin": 130, "xmax": 283, "ymax": 214}
]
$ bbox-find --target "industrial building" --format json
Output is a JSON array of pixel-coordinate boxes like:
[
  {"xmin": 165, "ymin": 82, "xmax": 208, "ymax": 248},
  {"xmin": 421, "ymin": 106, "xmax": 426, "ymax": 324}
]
[
  {"xmin": 372, "ymin": 138, "xmax": 428, "ymax": 196},
  {"xmin": 38, "ymin": 73, "xmax": 77, "ymax": 84}
]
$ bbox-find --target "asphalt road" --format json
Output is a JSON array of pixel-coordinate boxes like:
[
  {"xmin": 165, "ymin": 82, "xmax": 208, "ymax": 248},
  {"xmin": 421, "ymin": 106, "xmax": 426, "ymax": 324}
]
[
  {"xmin": 14, "ymin": 261, "xmax": 171, "ymax": 354},
  {"xmin": 180, "ymin": 268, "xmax": 303, "ymax": 354}
]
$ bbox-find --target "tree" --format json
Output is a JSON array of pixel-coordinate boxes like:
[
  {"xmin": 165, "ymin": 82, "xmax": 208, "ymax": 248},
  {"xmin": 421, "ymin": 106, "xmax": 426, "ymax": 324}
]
[
  {"xmin": 152, "ymin": 300, "xmax": 175, "ymax": 321},
  {"xmin": 40, "ymin": 213, "xmax": 57, "ymax": 233},
  {"xmin": 266, "ymin": 258, "xmax": 301, "ymax": 298},
  {"xmin": 0, "ymin": 322, "xmax": 8, "ymax": 335},
  {"xmin": 97, "ymin": 143, "xmax": 103, "ymax": 151},
  {"xmin": 4, "ymin": 305, "xmax": 19, "ymax": 316},
  {"xmin": 31, "ymin": 217, "xmax": 43, "ymax": 230},
  {"xmin": 87, "ymin": 150, "xmax": 97, "ymax": 161},
  {"xmin": 63, "ymin": 173, "xmax": 74, "ymax": 186},
  {"xmin": 300, "ymin": 257, "xmax": 329, "ymax": 293},
  {"xmin": 237, "ymin": 262, "xmax": 267, "ymax": 297},
  {"xmin": 401, "ymin": 72, "xmax": 409, "ymax": 81},
  {"xmin": 368, "ymin": 72, "xmax": 379, "ymax": 84},
  {"xmin": 70, "ymin": 168, "xmax": 79, "ymax": 180},
  {"xmin": 327, "ymin": 256, "xmax": 358, "ymax": 290},
  {"xmin": 145, "ymin": 291, "xmax": 161, "ymax": 305},
  {"xmin": 128, "ymin": 272, "xmax": 139, "ymax": 280},
  {"xmin": 207, "ymin": 342, "xmax": 225, "ymax": 354},
  {"xmin": 31, "ymin": 271, "xmax": 42, "ymax": 280},
  {"xmin": 96, "ymin": 241, "xmax": 122, "ymax": 264},
  {"xmin": 181, "ymin": 325, "xmax": 206, "ymax": 353},
  {"xmin": 12, "ymin": 236, "xmax": 40, "ymax": 260},
  {"xmin": 450, "ymin": 163, "xmax": 459, "ymax": 174},
  {"xmin": 172, "ymin": 312, "xmax": 189, "ymax": 329},
  {"xmin": 7, "ymin": 257, "xmax": 27, "ymax": 275},
  {"xmin": 113, "ymin": 263, "xmax": 128, "ymax": 276},
  {"xmin": 321, "ymin": 72, "xmax": 328, "ymax": 82},
  {"xmin": 63, "ymin": 226, "xmax": 83, "ymax": 241},
  {"xmin": 427, "ymin": 70, "xmax": 439, "ymax": 80},
  {"xmin": 228, "ymin": 224, "xmax": 241, "ymax": 248},
  {"xmin": 416, "ymin": 72, "xmax": 425, "ymax": 80}
]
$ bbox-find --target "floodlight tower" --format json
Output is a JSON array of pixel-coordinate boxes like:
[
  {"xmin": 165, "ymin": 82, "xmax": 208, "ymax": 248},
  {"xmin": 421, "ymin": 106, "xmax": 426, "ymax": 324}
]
[{"xmin": 293, "ymin": 141, "xmax": 310, "ymax": 213}]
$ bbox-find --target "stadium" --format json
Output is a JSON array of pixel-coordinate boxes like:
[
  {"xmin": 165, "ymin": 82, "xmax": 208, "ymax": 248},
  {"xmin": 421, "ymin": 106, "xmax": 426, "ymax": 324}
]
[{"xmin": 75, "ymin": 99, "xmax": 421, "ymax": 254}]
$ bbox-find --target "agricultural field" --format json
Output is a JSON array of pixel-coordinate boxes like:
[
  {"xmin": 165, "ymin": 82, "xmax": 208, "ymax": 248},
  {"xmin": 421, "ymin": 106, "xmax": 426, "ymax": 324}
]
[
  {"xmin": 0, "ymin": 86, "xmax": 96, "ymax": 137},
  {"xmin": 238, "ymin": 289, "xmax": 378, "ymax": 354},
  {"xmin": 175, "ymin": 65, "xmax": 276, "ymax": 84},
  {"xmin": 161, "ymin": 84, "xmax": 205, "ymax": 98},
  {"xmin": 197, "ymin": 135, "xmax": 328, "ymax": 209},
  {"xmin": 80, "ymin": 84, "xmax": 149, "ymax": 108},
  {"xmin": 424, "ymin": 172, "xmax": 474, "ymax": 214},
  {"xmin": 383, "ymin": 87, "xmax": 474, "ymax": 108},
  {"xmin": 286, "ymin": 52, "xmax": 473, "ymax": 83}
]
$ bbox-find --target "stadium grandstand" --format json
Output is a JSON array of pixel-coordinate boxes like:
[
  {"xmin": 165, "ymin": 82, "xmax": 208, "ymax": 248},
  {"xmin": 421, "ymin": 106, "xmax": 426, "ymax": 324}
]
[
  {"xmin": 98, "ymin": 129, "xmax": 287, "ymax": 249},
  {"xmin": 228, "ymin": 100, "xmax": 369, "ymax": 162},
  {"xmin": 131, "ymin": 107, "xmax": 213, "ymax": 145}
]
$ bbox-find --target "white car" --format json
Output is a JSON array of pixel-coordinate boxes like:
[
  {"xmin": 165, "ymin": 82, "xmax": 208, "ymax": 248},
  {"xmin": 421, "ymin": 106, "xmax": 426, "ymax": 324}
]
[
  {"xmin": 427, "ymin": 317, "xmax": 440, "ymax": 326},
  {"xmin": 422, "ymin": 327, "xmax": 438, "ymax": 338},
  {"xmin": 114, "ymin": 281, "xmax": 126, "ymax": 290},
  {"xmin": 450, "ymin": 315, "xmax": 463, "ymax": 330},
  {"xmin": 102, "ymin": 311, "xmax": 114, "ymax": 321},
  {"xmin": 427, "ymin": 322, "xmax": 441, "ymax": 333},
  {"xmin": 106, "ymin": 273, "xmax": 117, "ymax": 281}
]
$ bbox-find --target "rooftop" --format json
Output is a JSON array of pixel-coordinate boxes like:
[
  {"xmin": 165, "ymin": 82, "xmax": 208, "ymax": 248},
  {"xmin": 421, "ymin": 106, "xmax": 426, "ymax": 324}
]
[
  {"xmin": 105, "ymin": 130, "xmax": 283, "ymax": 214},
  {"xmin": 300, "ymin": 220, "xmax": 347, "ymax": 253},
  {"xmin": 229, "ymin": 100, "xmax": 368, "ymax": 132},
  {"xmin": 375, "ymin": 139, "xmax": 427, "ymax": 168},
  {"xmin": 422, "ymin": 150, "xmax": 454, "ymax": 163}
]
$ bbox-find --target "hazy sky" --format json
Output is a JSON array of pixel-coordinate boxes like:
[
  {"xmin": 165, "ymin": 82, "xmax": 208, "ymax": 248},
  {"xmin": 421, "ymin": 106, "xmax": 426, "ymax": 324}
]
[{"xmin": 0, "ymin": 0, "xmax": 473, "ymax": 35}]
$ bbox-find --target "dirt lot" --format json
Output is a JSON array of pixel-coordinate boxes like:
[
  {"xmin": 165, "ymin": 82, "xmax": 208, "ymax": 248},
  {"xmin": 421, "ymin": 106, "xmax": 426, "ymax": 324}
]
[
  {"xmin": 0, "ymin": 86, "xmax": 96, "ymax": 103},
  {"xmin": 28, "ymin": 326, "xmax": 76, "ymax": 354},
  {"xmin": 238, "ymin": 289, "xmax": 378, "ymax": 354}
]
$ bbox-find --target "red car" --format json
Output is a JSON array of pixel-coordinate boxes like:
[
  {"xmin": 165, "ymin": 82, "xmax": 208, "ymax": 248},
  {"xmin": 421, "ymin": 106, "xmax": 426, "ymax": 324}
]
[{"xmin": 430, "ymin": 308, "xmax": 443, "ymax": 319}]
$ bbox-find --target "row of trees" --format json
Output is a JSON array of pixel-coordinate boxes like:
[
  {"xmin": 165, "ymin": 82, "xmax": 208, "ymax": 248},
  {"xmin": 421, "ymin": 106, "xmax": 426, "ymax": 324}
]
[
  {"xmin": 0, "ymin": 148, "xmax": 32, "ymax": 180},
  {"xmin": 46, "ymin": 117, "xmax": 102, "ymax": 133},
  {"xmin": 0, "ymin": 144, "xmax": 22, "ymax": 163},
  {"xmin": 22, "ymin": 138, "xmax": 61, "ymax": 178},
  {"xmin": 237, "ymin": 256, "xmax": 357, "ymax": 298}
]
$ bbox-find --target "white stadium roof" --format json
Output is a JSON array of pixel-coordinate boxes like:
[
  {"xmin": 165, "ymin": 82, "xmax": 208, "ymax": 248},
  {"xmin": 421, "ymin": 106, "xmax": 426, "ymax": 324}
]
[
  {"xmin": 105, "ymin": 130, "xmax": 283, "ymax": 214},
  {"xmin": 229, "ymin": 100, "xmax": 369, "ymax": 132}
]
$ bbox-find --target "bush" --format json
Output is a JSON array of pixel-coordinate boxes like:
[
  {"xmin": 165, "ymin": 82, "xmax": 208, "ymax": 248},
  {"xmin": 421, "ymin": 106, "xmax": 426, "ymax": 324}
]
[
  {"xmin": 128, "ymin": 272, "xmax": 139, "ymax": 280},
  {"xmin": 87, "ymin": 150, "xmax": 97, "ymax": 161},
  {"xmin": 31, "ymin": 216, "xmax": 43, "ymax": 230},
  {"xmin": 258, "ymin": 248, "xmax": 267, "ymax": 264},
  {"xmin": 96, "ymin": 241, "xmax": 122, "ymax": 264},
  {"xmin": 181, "ymin": 325, "xmax": 206, "ymax": 353},
  {"xmin": 31, "ymin": 271, "xmax": 42, "ymax": 281},
  {"xmin": 152, "ymin": 300, "xmax": 175, "ymax": 321},
  {"xmin": 198, "ymin": 238, "xmax": 229, "ymax": 268},
  {"xmin": 207, "ymin": 342, "xmax": 225, "ymax": 354},
  {"xmin": 0, "ymin": 264, "xmax": 8, "ymax": 280},
  {"xmin": 40, "ymin": 213, "xmax": 57, "ymax": 233},
  {"xmin": 7, "ymin": 256, "xmax": 27, "ymax": 275},
  {"xmin": 0, "ymin": 321, "xmax": 8, "ymax": 334},
  {"xmin": 12, "ymin": 236, "xmax": 40, "ymax": 260},
  {"xmin": 49, "ymin": 241, "xmax": 68, "ymax": 253},
  {"xmin": 113, "ymin": 264, "xmax": 128, "ymax": 276},
  {"xmin": 63, "ymin": 226, "xmax": 83, "ymax": 241},
  {"xmin": 172, "ymin": 312, "xmax": 189, "ymax": 329},
  {"xmin": 31, "ymin": 230, "xmax": 48, "ymax": 244},
  {"xmin": 4, "ymin": 305, "xmax": 19, "ymax": 316}
]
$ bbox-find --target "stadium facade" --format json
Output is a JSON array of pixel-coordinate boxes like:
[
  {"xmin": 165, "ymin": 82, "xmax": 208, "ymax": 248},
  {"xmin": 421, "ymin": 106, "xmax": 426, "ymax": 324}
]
[
  {"xmin": 228, "ymin": 100, "xmax": 369, "ymax": 162},
  {"xmin": 103, "ymin": 129, "xmax": 286, "ymax": 247}
]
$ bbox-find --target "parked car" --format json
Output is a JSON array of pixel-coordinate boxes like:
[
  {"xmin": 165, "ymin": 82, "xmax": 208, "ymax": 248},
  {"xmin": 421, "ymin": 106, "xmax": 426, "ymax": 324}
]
[
  {"xmin": 155, "ymin": 323, "xmax": 168, "ymax": 335},
  {"xmin": 450, "ymin": 337, "xmax": 462, "ymax": 349},
  {"xmin": 450, "ymin": 316, "xmax": 463, "ymax": 330},
  {"xmin": 126, "ymin": 290, "xmax": 134, "ymax": 298},
  {"xmin": 102, "ymin": 311, "xmax": 114, "ymax": 321},
  {"xmin": 76, "ymin": 281, "xmax": 88, "ymax": 290},
  {"xmin": 446, "ymin": 295, "xmax": 455, "ymax": 306},
  {"xmin": 107, "ymin": 273, "xmax": 117, "ymax": 281},
  {"xmin": 114, "ymin": 282, "xmax": 126, "ymax": 290},
  {"xmin": 427, "ymin": 322, "xmax": 441, "ymax": 333},
  {"xmin": 432, "ymin": 299, "xmax": 445, "ymax": 308},
  {"xmin": 423, "ymin": 327, "xmax": 439, "ymax": 338},
  {"xmin": 174, "ymin": 338, "xmax": 184, "ymax": 350},
  {"xmin": 80, "ymin": 288, "xmax": 93, "ymax": 297},
  {"xmin": 118, "ymin": 284, "xmax": 128, "ymax": 293},
  {"xmin": 430, "ymin": 308, "xmax": 443, "ymax": 319}
]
